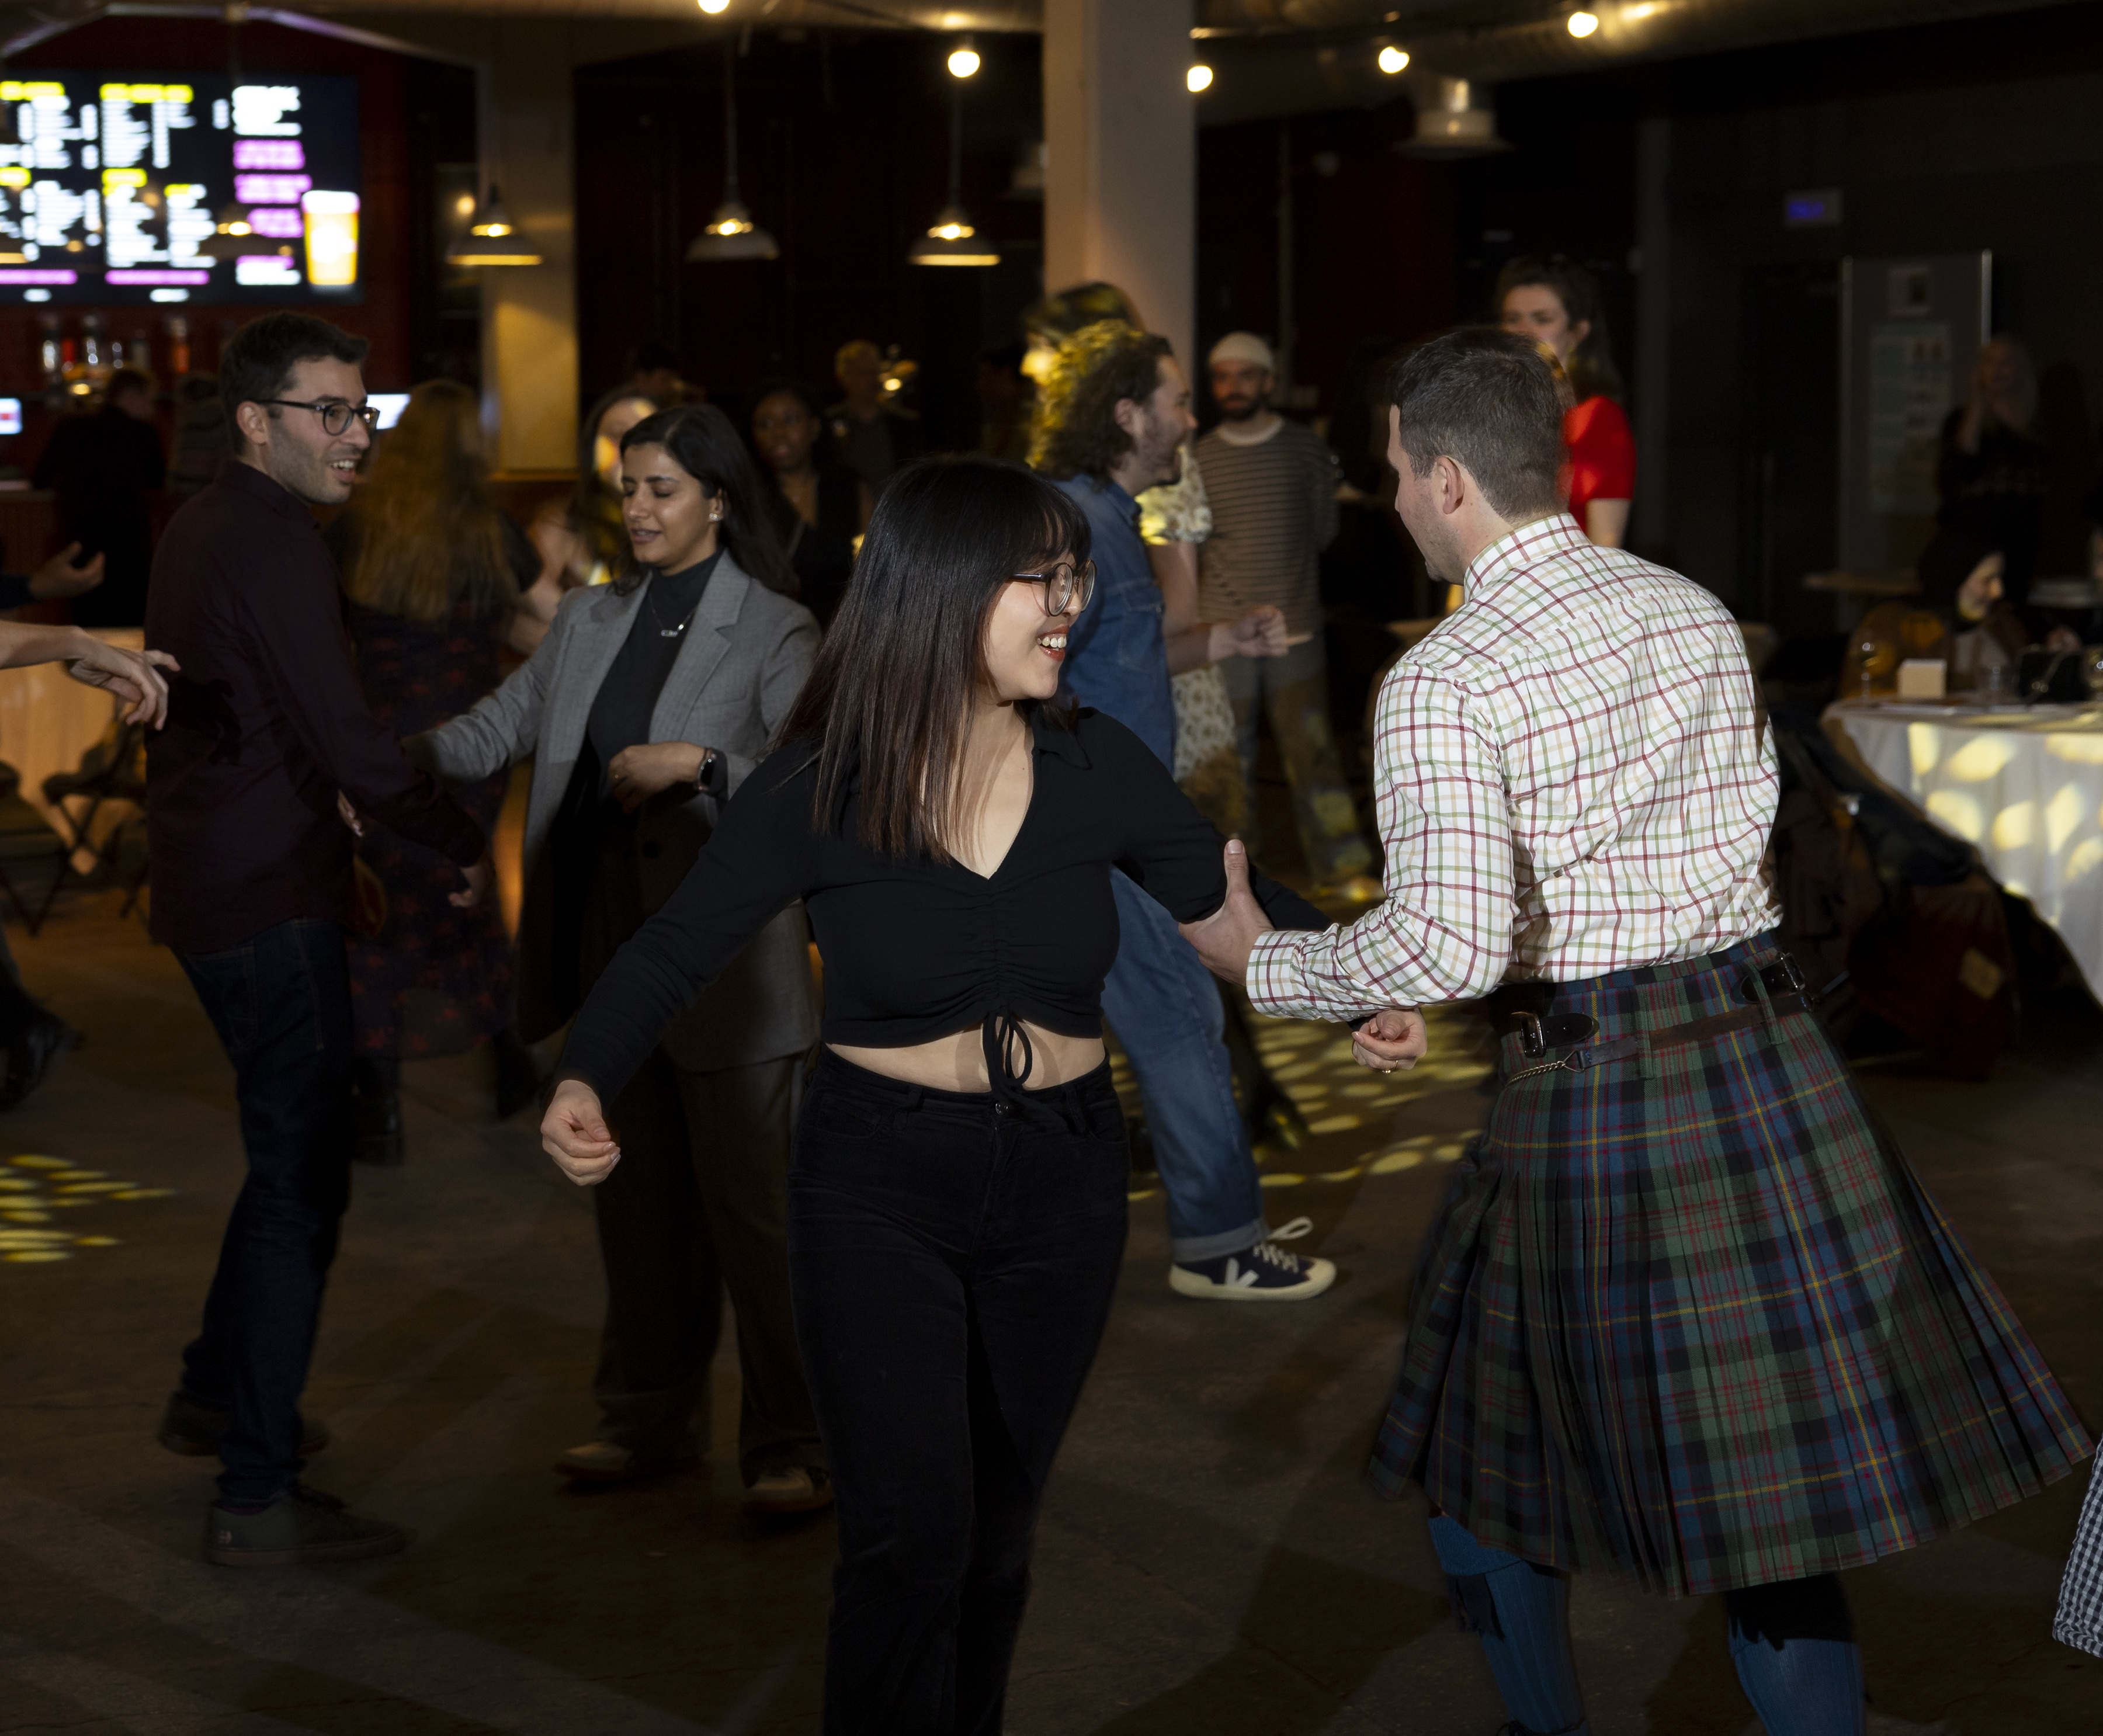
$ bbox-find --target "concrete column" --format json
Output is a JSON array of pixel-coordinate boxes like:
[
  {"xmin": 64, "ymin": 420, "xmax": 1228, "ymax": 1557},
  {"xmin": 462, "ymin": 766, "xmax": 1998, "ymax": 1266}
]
[
  {"xmin": 1043, "ymin": 0, "xmax": 1195, "ymax": 373},
  {"xmin": 481, "ymin": 25, "xmax": 577, "ymax": 474}
]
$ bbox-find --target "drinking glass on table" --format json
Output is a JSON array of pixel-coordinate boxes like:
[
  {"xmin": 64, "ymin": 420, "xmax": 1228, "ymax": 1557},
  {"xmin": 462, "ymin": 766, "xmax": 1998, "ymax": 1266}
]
[{"xmin": 1980, "ymin": 660, "xmax": 2014, "ymax": 704}]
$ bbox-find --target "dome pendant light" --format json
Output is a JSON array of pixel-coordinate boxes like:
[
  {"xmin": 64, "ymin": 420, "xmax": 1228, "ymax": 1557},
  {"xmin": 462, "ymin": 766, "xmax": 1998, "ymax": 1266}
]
[
  {"xmin": 447, "ymin": 183, "xmax": 543, "ymax": 267},
  {"xmin": 910, "ymin": 76, "xmax": 997, "ymax": 267},
  {"xmin": 687, "ymin": 43, "xmax": 779, "ymax": 263}
]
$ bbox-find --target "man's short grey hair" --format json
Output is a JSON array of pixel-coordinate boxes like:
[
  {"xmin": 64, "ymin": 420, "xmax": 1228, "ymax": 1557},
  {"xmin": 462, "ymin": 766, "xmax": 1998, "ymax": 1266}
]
[{"xmin": 1385, "ymin": 328, "xmax": 1570, "ymax": 522}]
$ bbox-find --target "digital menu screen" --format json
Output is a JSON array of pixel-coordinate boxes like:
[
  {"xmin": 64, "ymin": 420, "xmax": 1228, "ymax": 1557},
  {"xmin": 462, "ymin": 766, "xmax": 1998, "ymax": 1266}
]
[{"xmin": 0, "ymin": 72, "xmax": 361, "ymax": 305}]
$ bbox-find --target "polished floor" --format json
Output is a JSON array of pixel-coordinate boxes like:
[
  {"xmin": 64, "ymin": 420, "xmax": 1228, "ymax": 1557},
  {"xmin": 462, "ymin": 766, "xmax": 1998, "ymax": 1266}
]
[{"xmin": 0, "ymin": 887, "xmax": 2096, "ymax": 1735}]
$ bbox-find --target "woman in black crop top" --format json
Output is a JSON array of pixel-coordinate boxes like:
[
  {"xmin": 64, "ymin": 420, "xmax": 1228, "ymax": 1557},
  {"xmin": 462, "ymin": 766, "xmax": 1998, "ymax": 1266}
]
[{"xmin": 543, "ymin": 457, "xmax": 1325, "ymax": 1732}]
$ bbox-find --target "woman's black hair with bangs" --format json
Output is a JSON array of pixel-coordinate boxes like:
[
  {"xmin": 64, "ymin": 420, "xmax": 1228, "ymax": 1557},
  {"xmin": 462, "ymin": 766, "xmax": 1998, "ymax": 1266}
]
[{"xmin": 775, "ymin": 454, "xmax": 1090, "ymax": 863}]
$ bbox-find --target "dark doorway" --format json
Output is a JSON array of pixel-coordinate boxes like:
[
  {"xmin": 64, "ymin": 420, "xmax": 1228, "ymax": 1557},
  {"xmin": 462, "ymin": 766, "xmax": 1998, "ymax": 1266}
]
[{"xmin": 1738, "ymin": 261, "xmax": 1840, "ymax": 635}]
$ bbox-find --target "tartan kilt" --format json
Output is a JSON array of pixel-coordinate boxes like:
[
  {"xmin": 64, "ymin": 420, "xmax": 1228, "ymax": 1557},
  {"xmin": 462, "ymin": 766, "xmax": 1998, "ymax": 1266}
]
[{"xmin": 1368, "ymin": 932, "xmax": 2091, "ymax": 1598}]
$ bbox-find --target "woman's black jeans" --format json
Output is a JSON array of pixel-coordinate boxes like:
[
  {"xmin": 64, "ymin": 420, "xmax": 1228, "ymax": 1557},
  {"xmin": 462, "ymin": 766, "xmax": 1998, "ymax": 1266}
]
[{"xmin": 789, "ymin": 1047, "xmax": 1130, "ymax": 1735}]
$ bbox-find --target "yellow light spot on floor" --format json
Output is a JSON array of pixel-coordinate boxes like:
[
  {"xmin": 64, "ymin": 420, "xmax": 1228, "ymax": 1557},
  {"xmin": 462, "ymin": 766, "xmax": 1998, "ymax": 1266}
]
[
  {"xmin": 58, "ymin": 1182, "xmax": 128, "ymax": 1194},
  {"xmin": 1432, "ymin": 1142, "xmax": 1469, "ymax": 1162},
  {"xmin": 2, "ymin": 1210, "xmax": 51, "ymax": 1223},
  {"xmin": 1341, "ymin": 1082, "xmax": 1395, "ymax": 1099},
  {"xmin": 1269, "ymin": 1062, "xmax": 1319, "ymax": 1081},
  {"xmin": 1258, "ymin": 1172, "xmax": 1305, "ymax": 1187},
  {"xmin": 1368, "ymin": 1148, "xmax": 1424, "ymax": 1173},
  {"xmin": 1307, "ymin": 1114, "xmax": 1361, "ymax": 1134},
  {"xmin": 1125, "ymin": 1188, "xmax": 1158, "ymax": 1203},
  {"xmin": 0, "ymin": 1176, "xmax": 35, "ymax": 1190},
  {"xmin": 112, "ymin": 1188, "xmax": 175, "ymax": 1200},
  {"xmin": 49, "ymin": 1169, "xmax": 103, "ymax": 1181},
  {"xmin": 74, "ymin": 1235, "xmax": 120, "ymax": 1247},
  {"xmin": 4, "ymin": 1249, "xmax": 68, "ymax": 1262},
  {"xmin": 10, "ymin": 1155, "xmax": 66, "ymax": 1168}
]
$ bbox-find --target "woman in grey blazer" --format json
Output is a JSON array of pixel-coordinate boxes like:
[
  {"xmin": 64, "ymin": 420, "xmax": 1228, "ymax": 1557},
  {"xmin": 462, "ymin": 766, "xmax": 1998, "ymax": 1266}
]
[{"xmin": 411, "ymin": 405, "xmax": 829, "ymax": 1513}]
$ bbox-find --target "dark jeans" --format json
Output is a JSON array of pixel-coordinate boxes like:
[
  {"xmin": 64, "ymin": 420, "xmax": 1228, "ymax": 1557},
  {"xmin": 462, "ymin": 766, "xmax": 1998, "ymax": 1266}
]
[
  {"xmin": 175, "ymin": 918, "xmax": 353, "ymax": 1505},
  {"xmin": 591, "ymin": 1048, "xmax": 823, "ymax": 1484},
  {"xmin": 789, "ymin": 1048, "xmax": 1130, "ymax": 1735}
]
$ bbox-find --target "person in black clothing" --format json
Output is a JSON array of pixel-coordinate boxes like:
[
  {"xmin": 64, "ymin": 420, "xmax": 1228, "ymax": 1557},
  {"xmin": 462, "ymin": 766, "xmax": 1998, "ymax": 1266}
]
[
  {"xmin": 34, "ymin": 366, "xmax": 166, "ymax": 627},
  {"xmin": 1937, "ymin": 336, "xmax": 2048, "ymax": 605},
  {"xmin": 747, "ymin": 377, "xmax": 869, "ymax": 627},
  {"xmin": 542, "ymin": 457, "xmax": 1352, "ymax": 1732}
]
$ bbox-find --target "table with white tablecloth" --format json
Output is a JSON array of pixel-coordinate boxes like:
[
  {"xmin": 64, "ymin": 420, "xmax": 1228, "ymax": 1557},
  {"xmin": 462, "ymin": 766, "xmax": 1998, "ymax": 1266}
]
[{"xmin": 1828, "ymin": 699, "xmax": 2103, "ymax": 1001}]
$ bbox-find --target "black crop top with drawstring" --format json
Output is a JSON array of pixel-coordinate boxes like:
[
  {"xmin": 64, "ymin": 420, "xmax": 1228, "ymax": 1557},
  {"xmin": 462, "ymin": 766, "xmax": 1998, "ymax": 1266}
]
[{"xmin": 556, "ymin": 705, "xmax": 1332, "ymax": 1109}]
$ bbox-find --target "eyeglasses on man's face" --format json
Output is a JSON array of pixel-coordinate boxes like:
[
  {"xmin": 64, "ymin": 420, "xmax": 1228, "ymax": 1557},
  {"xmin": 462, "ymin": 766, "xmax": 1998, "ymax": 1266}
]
[
  {"xmin": 256, "ymin": 398, "xmax": 382, "ymax": 437},
  {"xmin": 1013, "ymin": 559, "xmax": 1096, "ymax": 619}
]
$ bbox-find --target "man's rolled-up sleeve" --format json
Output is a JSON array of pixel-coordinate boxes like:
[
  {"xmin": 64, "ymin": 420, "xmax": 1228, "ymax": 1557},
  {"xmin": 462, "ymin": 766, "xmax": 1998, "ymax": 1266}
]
[{"xmin": 1247, "ymin": 659, "xmax": 1514, "ymax": 1020}]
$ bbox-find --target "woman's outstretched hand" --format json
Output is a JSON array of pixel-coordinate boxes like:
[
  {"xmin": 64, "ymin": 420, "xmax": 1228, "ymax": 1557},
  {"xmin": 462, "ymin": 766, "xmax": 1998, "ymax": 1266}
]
[
  {"xmin": 1178, "ymin": 838, "xmax": 1273, "ymax": 985},
  {"xmin": 542, "ymin": 1078, "xmax": 620, "ymax": 1185}
]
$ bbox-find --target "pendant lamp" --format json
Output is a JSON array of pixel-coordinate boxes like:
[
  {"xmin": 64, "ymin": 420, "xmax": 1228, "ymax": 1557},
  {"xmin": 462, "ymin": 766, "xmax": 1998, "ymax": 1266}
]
[
  {"xmin": 686, "ymin": 44, "xmax": 778, "ymax": 263},
  {"xmin": 911, "ymin": 81, "xmax": 997, "ymax": 266},
  {"xmin": 446, "ymin": 184, "xmax": 543, "ymax": 267}
]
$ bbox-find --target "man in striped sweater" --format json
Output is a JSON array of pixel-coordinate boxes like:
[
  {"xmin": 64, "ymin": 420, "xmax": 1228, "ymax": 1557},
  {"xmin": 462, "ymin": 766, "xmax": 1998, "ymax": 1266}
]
[{"xmin": 1195, "ymin": 332, "xmax": 1380, "ymax": 901}]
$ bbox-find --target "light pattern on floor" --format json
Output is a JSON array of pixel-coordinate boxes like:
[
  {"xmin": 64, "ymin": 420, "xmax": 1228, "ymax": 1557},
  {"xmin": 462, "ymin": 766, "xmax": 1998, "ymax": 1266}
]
[
  {"xmin": 1114, "ymin": 1004, "xmax": 1492, "ymax": 1202},
  {"xmin": 0, "ymin": 1154, "xmax": 173, "ymax": 1263}
]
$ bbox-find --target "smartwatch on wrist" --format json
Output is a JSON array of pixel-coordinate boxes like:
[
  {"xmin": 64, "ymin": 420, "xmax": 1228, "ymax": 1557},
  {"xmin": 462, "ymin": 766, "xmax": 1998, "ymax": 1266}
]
[{"xmin": 693, "ymin": 748, "xmax": 721, "ymax": 794}]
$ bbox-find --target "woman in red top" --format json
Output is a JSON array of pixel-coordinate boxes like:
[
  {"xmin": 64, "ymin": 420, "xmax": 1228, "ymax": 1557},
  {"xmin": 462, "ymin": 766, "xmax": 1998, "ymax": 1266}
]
[{"xmin": 1497, "ymin": 255, "xmax": 1634, "ymax": 547}]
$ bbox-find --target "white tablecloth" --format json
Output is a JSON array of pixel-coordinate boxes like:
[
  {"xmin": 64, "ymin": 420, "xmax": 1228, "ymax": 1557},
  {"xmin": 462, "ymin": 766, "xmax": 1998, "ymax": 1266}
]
[{"xmin": 1829, "ymin": 700, "xmax": 2103, "ymax": 1001}]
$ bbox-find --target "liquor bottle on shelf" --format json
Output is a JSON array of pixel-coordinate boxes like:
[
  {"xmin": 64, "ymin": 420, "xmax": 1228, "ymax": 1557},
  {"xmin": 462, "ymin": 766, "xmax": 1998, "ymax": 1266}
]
[{"xmin": 165, "ymin": 314, "xmax": 190, "ymax": 377}]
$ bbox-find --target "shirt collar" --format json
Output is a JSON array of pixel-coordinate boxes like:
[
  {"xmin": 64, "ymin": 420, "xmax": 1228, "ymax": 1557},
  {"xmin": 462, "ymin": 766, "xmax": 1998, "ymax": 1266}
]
[
  {"xmin": 214, "ymin": 456, "xmax": 322, "ymax": 526},
  {"xmin": 1029, "ymin": 702, "xmax": 1091, "ymax": 768},
  {"xmin": 1462, "ymin": 512, "xmax": 1589, "ymax": 601}
]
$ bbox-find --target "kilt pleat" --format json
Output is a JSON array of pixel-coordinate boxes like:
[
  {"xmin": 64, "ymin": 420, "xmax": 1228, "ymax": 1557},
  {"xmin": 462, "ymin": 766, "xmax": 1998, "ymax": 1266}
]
[{"xmin": 1368, "ymin": 934, "xmax": 2091, "ymax": 1597}]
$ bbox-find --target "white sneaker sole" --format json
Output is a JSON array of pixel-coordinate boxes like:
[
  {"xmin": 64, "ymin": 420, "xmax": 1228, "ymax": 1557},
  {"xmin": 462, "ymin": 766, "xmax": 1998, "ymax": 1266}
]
[{"xmin": 1168, "ymin": 1255, "xmax": 1338, "ymax": 1301}]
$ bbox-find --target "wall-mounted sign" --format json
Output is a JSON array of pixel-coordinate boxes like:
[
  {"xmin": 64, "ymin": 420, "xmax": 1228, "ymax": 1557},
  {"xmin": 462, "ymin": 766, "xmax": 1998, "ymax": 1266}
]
[
  {"xmin": 0, "ymin": 72, "xmax": 362, "ymax": 306},
  {"xmin": 1783, "ymin": 188, "xmax": 1843, "ymax": 228}
]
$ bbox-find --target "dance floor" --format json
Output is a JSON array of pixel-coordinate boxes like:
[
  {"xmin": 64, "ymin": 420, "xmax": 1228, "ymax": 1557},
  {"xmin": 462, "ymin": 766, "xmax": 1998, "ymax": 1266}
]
[{"xmin": 0, "ymin": 886, "xmax": 2094, "ymax": 1735}]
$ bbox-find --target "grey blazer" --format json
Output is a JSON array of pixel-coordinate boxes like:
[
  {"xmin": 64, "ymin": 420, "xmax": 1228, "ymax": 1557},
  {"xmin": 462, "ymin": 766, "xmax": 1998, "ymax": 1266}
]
[{"xmin": 414, "ymin": 555, "xmax": 821, "ymax": 1074}]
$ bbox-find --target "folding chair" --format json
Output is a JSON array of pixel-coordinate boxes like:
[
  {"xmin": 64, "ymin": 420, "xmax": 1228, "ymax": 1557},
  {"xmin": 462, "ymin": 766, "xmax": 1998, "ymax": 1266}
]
[{"xmin": 33, "ymin": 717, "xmax": 147, "ymax": 932}]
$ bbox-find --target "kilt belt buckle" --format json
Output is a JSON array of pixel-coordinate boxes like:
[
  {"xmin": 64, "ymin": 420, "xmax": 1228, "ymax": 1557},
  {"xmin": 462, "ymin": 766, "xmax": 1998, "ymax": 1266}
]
[
  {"xmin": 1737, "ymin": 952, "xmax": 1813, "ymax": 1005},
  {"xmin": 1515, "ymin": 1011, "xmax": 1598, "ymax": 1058}
]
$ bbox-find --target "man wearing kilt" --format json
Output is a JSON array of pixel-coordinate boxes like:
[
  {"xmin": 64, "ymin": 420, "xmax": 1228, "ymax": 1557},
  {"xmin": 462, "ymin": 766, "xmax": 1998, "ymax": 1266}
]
[{"xmin": 1183, "ymin": 328, "xmax": 2090, "ymax": 1735}]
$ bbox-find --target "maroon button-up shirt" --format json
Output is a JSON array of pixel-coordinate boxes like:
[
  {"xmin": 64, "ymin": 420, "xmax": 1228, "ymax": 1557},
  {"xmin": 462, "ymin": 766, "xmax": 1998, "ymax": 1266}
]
[{"xmin": 145, "ymin": 458, "xmax": 485, "ymax": 955}]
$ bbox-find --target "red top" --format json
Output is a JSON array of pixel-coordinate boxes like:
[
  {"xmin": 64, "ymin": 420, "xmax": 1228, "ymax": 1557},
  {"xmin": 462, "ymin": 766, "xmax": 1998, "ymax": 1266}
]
[{"xmin": 1561, "ymin": 395, "xmax": 1635, "ymax": 530}]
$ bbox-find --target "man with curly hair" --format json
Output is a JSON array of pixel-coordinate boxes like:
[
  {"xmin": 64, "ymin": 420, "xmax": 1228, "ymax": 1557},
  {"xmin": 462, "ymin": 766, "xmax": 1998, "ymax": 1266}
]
[{"xmin": 1030, "ymin": 320, "xmax": 1338, "ymax": 1300}]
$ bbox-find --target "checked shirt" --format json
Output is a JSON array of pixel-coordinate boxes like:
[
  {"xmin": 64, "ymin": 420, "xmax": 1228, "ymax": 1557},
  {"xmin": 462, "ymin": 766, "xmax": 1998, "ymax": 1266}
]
[{"xmin": 1247, "ymin": 515, "xmax": 1781, "ymax": 1018}]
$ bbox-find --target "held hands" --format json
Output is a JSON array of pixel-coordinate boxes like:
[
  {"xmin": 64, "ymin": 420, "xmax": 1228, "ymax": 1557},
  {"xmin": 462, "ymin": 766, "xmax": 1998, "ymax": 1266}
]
[
  {"xmin": 1352, "ymin": 1006, "xmax": 1428, "ymax": 1073},
  {"xmin": 543, "ymin": 1078, "xmax": 621, "ymax": 1186},
  {"xmin": 63, "ymin": 635, "xmax": 178, "ymax": 728},
  {"xmin": 30, "ymin": 543, "xmax": 105, "ymax": 601},
  {"xmin": 608, "ymin": 742, "xmax": 707, "ymax": 814},
  {"xmin": 1178, "ymin": 838, "xmax": 1274, "ymax": 986},
  {"xmin": 450, "ymin": 855, "xmax": 493, "ymax": 910}
]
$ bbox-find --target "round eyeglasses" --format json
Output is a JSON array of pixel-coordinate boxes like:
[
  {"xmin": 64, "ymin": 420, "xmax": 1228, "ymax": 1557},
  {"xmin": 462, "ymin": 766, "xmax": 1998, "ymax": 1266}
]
[
  {"xmin": 1014, "ymin": 559, "xmax": 1096, "ymax": 618},
  {"xmin": 256, "ymin": 398, "xmax": 382, "ymax": 436}
]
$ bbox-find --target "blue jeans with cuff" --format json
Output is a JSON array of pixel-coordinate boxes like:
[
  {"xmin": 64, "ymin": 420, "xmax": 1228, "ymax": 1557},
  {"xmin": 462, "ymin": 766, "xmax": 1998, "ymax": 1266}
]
[
  {"xmin": 1101, "ymin": 870, "xmax": 1267, "ymax": 1262},
  {"xmin": 175, "ymin": 917, "xmax": 354, "ymax": 1507}
]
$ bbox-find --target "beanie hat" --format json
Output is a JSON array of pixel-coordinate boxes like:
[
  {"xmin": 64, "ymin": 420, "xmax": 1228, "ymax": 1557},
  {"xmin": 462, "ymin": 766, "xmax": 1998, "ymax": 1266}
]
[{"xmin": 1208, "ymin": 331, "xmax": 1275, "ymax": 371}]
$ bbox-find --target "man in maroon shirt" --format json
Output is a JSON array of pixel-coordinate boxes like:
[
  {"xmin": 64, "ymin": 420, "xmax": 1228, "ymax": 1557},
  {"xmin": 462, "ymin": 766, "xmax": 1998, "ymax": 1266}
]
[{"xmin": 145, "ymin": 313, "xmax": 489, "ymax": 1567}]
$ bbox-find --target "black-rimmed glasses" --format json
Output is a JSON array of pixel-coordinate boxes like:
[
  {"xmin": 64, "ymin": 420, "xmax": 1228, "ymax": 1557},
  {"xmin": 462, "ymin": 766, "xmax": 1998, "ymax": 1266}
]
[
  {"xmin": 256, "ymin": 398, "xmax": 382, "ymax": 436},
  {"xmin": 1014, "ymin": 558, "xmax": 1096, "ymax": 617}
]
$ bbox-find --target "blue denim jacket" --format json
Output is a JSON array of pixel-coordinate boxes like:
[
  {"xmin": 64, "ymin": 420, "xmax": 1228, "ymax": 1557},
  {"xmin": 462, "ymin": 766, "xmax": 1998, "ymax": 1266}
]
[{"xmin": 1052, "ymin": 473, "xmax": 1174, "ymax": 769}]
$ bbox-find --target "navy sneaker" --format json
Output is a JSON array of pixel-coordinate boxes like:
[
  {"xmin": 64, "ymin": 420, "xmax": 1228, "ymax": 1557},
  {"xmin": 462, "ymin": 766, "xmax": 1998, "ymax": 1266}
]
[{"xmin": 1170, "ymin": 1217, "xmax": 1337, "ymax": 1301}]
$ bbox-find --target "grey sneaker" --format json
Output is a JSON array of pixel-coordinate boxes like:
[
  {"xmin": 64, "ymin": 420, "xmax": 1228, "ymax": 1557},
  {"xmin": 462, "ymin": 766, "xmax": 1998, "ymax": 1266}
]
[
  {"xmin": 743, "ymin": 1465, "xmax": 834, "ymax": 1515},
  {"xmin": 158, "ymin": 1389, "xmax": 329, "ymax": 1459},
  {"xmin": 204, "ymin": 1484, "xmax": 408, "ymax": 1568}
]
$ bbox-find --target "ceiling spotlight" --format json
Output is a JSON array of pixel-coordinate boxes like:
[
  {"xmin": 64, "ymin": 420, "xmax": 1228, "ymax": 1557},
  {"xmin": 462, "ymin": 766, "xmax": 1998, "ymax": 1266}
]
[
  {"xmin": 1378, "ymin": 46, "xmax": 1409, "ymax": 74},
  {"xmin": 947, "ymin": 43, "xmax": 980, "ymax": 78},
  {"xmin": 1187, "ymin": 64, "xmax": 1213, "ymax": 93},
  {"xmin": 697, "ymin": 0, "xmax": 729, "ymax": 12},
  {"xmin": 1567, "ymin": 9, "xmax": 1599, "ymax": 35}
]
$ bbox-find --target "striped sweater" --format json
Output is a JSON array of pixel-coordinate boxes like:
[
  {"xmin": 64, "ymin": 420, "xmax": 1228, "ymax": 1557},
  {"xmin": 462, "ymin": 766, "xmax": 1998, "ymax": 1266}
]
[{"xmin": 1192, "ymin": 417, "xmax": 1339, "ymax": 640}]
